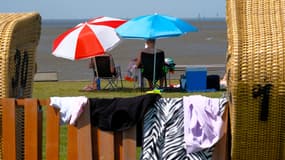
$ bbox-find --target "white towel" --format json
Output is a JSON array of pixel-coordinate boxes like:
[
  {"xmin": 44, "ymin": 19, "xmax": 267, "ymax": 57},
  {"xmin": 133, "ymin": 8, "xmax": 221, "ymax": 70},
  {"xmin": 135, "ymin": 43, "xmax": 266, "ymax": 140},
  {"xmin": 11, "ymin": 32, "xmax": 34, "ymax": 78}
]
[
  {"xmin": 183, "ymin": 95, "xmax": 227, "ymax": 153},
  {"xmin": 50, "ymin": 96, "xmax": 88, "ymax": 125}
]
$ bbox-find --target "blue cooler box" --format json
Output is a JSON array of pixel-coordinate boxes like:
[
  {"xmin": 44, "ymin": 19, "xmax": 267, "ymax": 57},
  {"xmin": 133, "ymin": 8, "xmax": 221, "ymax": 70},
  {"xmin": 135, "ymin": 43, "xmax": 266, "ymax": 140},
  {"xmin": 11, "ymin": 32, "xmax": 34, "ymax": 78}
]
[{"xmin": 185, "ymin": 67, "xmax": 207, "ymax": 92}]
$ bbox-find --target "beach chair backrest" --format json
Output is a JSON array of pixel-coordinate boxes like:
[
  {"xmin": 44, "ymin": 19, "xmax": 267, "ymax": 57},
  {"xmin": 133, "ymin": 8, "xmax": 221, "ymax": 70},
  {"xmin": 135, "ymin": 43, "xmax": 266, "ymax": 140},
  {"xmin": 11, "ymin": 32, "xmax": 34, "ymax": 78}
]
[
  {"xmin": 140, "ymin": 51, "xmax": 166, "ymax": 81},
  {"xmin": 95, "ymin": 56, "xmax": 115, "ymax": 78},
  {"xmin": 226, "ymin": 0, "xmax": 285, "ymax": 159}
]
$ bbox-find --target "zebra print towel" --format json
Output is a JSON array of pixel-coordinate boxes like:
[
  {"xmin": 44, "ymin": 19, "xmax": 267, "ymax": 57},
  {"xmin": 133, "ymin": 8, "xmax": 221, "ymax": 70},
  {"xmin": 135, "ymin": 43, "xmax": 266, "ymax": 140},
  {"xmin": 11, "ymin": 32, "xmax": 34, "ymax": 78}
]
[{"xmin": 141, "ymin": 97, "xmax": 226, "ymax": 160}]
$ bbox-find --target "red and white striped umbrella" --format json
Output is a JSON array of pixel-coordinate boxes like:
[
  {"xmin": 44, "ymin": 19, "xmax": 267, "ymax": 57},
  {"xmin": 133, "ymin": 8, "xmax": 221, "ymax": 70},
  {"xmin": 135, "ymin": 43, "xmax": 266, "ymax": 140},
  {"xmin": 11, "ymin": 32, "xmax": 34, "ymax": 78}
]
[
  {"xmin": 52, "ymin": 17, "xmax": 126, "ymax": 60},
  {"xmin": 87, "ymin": 16, "xmax": 126, "ymax": 28}
]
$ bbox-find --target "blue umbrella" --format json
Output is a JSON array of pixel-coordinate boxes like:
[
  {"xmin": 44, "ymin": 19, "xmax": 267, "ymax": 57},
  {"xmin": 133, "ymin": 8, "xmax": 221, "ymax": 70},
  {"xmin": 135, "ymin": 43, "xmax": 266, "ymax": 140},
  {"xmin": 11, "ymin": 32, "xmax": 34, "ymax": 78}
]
[
  {"xmin": 116, "ymin": 13, "xmax": 198, "ymax": 39},
  {"xmin": 116, "ymin": 13, "xmax": 198, "ymax": 89}
]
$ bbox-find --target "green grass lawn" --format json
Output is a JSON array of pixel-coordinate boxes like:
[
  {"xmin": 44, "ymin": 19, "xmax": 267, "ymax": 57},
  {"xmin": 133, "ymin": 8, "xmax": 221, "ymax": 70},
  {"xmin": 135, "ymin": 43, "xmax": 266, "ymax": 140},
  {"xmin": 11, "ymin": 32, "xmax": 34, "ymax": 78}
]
[
  {"xmin": 32, "ymin": 80, "xmax": 225, "ymax": 159},
  {"xmin": 33, "ymin": 80, "xmax": 224, "ymax": 98}
]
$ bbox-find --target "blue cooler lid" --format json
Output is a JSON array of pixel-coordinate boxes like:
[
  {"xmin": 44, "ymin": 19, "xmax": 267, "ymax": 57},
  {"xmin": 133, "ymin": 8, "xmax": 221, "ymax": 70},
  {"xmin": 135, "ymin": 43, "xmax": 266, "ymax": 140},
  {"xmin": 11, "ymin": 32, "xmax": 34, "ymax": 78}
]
[{"xmin": 186, "ymin": 67, "xmax": 207, "ymax": 71}]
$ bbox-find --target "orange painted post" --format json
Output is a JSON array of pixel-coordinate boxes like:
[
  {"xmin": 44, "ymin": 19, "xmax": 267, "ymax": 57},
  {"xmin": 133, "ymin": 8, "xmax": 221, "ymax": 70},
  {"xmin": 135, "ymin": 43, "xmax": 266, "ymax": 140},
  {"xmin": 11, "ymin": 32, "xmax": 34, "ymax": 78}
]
[
  {"xmin": 122, "ymin": 126, "xmax": 137, "ymax": 160},
  {"xmin": 76, "ymin": 103, "xmax": 93, "ymax": 160},
  {"xmin": 212, "ymin": 103, "xmax": 229, "ymax": 160},
  {"xmin": 46, "ymin": 105, "xmax": 60, "ymax": 160},
  {"xmin": 2, "ymin": 98, "xmax": 17, "ymax": 160},
  {"xmin": 24, "ymin": 99, "xmax": 39, "ymax": 160},
  {"xmin": 67, "ymin": 124, "xmax": 78, "ymax": 160},
  {"xmin": 97, "ymin": 130, "xmax": 115, "ymax": 160}
]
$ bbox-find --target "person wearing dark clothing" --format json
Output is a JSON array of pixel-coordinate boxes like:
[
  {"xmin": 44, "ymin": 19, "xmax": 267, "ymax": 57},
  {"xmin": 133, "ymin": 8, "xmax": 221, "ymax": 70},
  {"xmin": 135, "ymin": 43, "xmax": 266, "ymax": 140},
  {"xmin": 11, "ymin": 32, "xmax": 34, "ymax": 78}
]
[{"xmin": 136, "ymin": 39, "xmax": 166, "ymax": 89}]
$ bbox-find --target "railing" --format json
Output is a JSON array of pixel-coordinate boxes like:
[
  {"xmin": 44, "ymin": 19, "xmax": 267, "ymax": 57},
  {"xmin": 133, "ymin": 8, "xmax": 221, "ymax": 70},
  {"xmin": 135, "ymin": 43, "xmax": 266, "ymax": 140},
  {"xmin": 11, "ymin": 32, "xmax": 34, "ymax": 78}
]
[
  {"xmin": 172, "ymin": 64, "xmax": 226, "ymax": 78},
  {"xmin": 1, "ymin": 98, "xmax": 136, "ymax": 160},
  {"xmin": 1, "ymin": 98, "xmax": 229, "ymax": 160}
]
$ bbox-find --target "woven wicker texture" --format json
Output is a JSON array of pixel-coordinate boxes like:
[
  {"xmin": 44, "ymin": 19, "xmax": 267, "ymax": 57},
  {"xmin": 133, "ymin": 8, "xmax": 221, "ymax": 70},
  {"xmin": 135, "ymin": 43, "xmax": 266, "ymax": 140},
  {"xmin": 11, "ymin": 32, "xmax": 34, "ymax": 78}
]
[
  {"xmin": 0, "ymin": 12, "xmax": 41, "ymax": 159},
  {"xmin": 226, "ymin": 0, "xmax": 285, "ymax": 159}
]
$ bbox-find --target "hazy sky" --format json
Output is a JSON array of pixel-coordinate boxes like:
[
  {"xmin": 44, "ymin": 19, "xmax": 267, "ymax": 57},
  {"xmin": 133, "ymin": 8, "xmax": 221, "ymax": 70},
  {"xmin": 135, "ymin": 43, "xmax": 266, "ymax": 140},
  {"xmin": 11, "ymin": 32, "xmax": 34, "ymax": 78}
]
[{"xmin": 1, "ymin": 0, "xmax": 225, "ymax": 19}]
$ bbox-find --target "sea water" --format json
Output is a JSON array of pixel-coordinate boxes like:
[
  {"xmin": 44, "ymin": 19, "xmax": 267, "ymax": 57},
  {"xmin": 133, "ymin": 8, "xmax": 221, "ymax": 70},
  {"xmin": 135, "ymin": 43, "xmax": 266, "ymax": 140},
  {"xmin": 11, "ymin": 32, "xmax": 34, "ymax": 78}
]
[{"xmin": 37, "ymin": 18, "xmax": 227, "ymax": 81}]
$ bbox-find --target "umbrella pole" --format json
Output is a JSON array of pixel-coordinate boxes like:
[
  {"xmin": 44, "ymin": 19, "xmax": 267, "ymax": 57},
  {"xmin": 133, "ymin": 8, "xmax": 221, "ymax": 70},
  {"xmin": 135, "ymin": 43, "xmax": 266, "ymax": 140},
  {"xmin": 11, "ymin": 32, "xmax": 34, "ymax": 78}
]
[
  {"xmin": 92, "ymin": 63, "xmax": 98, "ymax": 88},
  {"xmin": 152, "ymin": 45, "xmax": 156, "ymax": 88},
  {"xmin": 93, "ymin": 66, "xmax": 96, "ymax": 80}
]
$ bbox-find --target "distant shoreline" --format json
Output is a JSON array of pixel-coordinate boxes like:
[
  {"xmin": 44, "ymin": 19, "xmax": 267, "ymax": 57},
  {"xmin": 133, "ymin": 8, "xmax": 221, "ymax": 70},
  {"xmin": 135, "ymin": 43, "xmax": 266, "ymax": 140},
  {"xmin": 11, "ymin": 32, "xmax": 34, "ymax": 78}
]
[
  {"xmin": 41, "ymin": 17, "xmax": 226, "ymax": 22},
  {"xmin": 41, "ymin": 18, "xmax": 226, "ymax": 28}
]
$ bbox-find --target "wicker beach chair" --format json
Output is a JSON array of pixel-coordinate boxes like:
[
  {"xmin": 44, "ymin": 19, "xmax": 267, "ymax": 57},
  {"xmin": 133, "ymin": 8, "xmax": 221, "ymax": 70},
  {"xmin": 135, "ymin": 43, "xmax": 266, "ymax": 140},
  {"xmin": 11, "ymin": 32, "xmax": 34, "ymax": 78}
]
[
  {"xmin": 0, "ymin": 12, "xmax": 41, "ymax": 159},
  {"xmin": 226, "ymin": 0, "xmax": 285, "ymax": 159}
]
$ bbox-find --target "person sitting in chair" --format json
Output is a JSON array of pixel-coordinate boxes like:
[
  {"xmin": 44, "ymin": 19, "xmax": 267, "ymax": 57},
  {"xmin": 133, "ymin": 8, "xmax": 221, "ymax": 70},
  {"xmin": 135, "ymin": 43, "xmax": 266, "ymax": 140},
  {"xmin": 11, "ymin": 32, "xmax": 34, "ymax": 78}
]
[
  {"xmin": 90, "ymin": 52, "xmax": 116, "ymax": 75},
  {"xmin": 84, "ymin": 52, "xmax": 116, "ymax": 91},
  {"xmin": 136, "ymin": 39, "xmax": 166, "ymax": 89}
]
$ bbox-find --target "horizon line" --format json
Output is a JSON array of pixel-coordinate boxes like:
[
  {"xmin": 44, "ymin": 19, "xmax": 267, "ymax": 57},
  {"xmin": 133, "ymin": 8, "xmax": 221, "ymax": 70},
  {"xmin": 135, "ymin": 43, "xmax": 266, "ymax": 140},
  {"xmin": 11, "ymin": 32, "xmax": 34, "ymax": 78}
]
[{"xmin": 42, "ymin": 17, "xmax": 226, "ymax": 21}]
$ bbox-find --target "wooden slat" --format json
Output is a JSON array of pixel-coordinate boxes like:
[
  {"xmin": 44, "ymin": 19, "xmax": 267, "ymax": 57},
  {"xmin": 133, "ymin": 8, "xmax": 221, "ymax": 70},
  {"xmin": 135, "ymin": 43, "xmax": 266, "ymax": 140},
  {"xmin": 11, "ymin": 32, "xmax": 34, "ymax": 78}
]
[
  {"xmin": 212, "ymin": 103, "xmax": 229, "ymax": 160},
  {"xmin": 114, "ymin": 131, "xmax": 123, "ymax": 160},
  {"xmin": 39, "ymin": 99, "xmax": 50, "ymax": 106},
  {"xmin": 92, "ymin": 127, "xmax": 99, "ymax": 159},
  {"xmin": 38, "ymin": 102, "xmax": 43, "ymax": 160},
  {"xmin": 24, "ymin": 99, "xmax": 39, "ymax": 160},
  {"xmin": 98, "ymin": 130, "xmax": 115, "ymax": 160},
  {"xmin": 46, "ymin": 105, "xmax": 60, "ymax": 160},
  {"xmin": 1, "ymin": 98, "xmax": 138, "ymax": 160},
  {"xmin": 76, "ymin": 103, "xmax": 93, "ymax": 160},
  {"xmin": 122, "ymin": 126, "xmax": 137, "ymax": 160},
  {"xmin": 2, "ymin": 98, "xmax": 17, "ymax": 160},
  {"xmin": 67, "ymin": 124, "xmax": 78, "ymax": 160}
]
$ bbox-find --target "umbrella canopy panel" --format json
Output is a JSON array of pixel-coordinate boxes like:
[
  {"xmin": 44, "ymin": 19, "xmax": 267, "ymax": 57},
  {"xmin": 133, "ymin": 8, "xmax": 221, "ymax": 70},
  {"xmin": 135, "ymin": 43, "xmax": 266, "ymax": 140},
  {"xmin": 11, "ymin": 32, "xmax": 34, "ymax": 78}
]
[
  {"xmin": 52, "ymin": 24, "xmax": 121, "ymax": 60},
  {"xmin": 52, "ymin": 17, "xmax": 126, "ymax": 60},
  {"xmin": 116, "ymin": 13, "xmax": 198, "ymax": 39},
  {"xmin": 88, "ymin": 16, "xmax": 127, "ymax": 28}
]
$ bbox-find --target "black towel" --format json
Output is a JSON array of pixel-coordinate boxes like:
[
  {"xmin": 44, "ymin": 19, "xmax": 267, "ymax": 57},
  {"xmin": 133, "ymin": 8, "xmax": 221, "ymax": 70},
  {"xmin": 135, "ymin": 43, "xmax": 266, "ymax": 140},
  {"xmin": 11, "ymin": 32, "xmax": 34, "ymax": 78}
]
[{"xmin": 89, "ymin": 93, "xmax": 161, "ymax": 131}]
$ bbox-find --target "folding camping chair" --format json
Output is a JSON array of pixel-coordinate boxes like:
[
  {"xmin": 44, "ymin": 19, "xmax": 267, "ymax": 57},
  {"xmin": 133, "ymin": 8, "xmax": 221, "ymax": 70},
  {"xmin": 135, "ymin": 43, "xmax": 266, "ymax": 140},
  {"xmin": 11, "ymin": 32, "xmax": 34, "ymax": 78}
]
[
  {"xmin": 139, "ymin": 51, "xmax": 167, "ymax": 91},
  {"xmin": 94, "ymin": 55, "xmax": 123, "ymax": 90}
]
